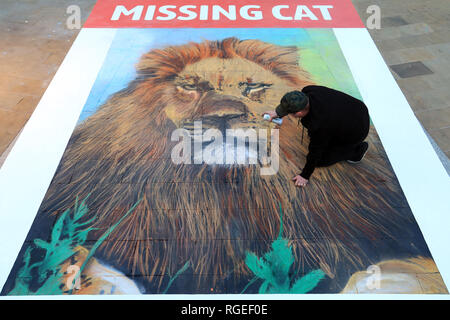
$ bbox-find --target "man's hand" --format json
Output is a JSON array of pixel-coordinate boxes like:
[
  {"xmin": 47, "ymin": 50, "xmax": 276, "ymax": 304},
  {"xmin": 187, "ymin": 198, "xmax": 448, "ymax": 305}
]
[
  {"xmin": 292, "ymin": 175, "xmax": 308, "ymax": 187},
  {"xmin": 262, "ymin": 111, "xmax": 278, "ymax": 121}
]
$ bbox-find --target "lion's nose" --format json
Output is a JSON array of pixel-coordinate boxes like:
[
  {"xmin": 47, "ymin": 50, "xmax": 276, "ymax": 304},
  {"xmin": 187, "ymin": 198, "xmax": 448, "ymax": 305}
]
[
  {"xmin": 201, "ymin": 94, "xmax": 248, "ymax": 118},
  {"xmin": 204, "ymin": 101, "xmax": 247, "ymax": 117}
]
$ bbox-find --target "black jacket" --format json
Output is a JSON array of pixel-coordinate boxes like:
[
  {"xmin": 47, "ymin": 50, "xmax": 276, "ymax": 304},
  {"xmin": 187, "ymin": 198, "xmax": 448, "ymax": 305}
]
[{"xmin": 295, "ymin": 86, "xmax": 370, "ymax": 179}]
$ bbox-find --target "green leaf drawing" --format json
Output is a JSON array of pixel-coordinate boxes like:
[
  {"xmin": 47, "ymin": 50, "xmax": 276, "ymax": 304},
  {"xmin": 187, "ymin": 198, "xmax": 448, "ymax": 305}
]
[
  {"xmin": 244, "ymin": 203, "xmax": 326, "ymax": 294},
  {"xmin": 71, "ymin": 198, "xmax": 142, "ymax": 293},
  {"xmin": 291, "ymin": 269, "xmax": 326, "ymax": 293},
  {"xmin": 162, "ymin": 261, "xmax": 191, "ymax": 294},
  {"xmin": 8, "ymin": 196, "xmax": 141, "ymax": 295}
]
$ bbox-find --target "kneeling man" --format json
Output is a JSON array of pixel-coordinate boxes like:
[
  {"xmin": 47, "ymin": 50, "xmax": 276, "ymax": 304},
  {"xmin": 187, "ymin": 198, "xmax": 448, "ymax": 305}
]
[{"xmin": 264, "ymin": 86, "xmax": 370, "ymax": 187}]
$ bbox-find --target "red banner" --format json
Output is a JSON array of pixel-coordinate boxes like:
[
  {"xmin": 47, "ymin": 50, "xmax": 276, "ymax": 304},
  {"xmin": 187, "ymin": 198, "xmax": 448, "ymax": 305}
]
[{"xmin": 84, "ymin": 0, "xmax": 364, "ymax": 28}]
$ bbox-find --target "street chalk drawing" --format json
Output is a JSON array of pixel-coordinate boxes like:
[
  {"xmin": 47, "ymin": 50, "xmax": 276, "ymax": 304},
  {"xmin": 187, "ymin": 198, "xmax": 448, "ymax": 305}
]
[{"xmin": 2, "ymin": 26, "xmax": 447, "ymax": 295}]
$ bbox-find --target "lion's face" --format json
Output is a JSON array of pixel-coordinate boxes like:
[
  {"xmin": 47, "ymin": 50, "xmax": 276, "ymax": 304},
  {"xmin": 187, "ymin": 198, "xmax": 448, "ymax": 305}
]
[{"xmin": 164, "ymin": 56, "xmax": 295, "ymax": 131}]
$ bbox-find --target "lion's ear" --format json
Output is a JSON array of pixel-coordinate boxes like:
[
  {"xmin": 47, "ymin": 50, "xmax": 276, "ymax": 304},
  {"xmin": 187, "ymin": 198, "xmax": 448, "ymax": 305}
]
[{"xmin": 136, "ymin": 61, "xmax": 180, "ymax": 82}]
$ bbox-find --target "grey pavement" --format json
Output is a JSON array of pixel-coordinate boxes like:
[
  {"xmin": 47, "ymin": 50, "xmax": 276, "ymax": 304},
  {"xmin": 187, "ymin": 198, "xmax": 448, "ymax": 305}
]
[{"xmin": 0, "ymin": 0, "xmax": 449, "ymax": 174}]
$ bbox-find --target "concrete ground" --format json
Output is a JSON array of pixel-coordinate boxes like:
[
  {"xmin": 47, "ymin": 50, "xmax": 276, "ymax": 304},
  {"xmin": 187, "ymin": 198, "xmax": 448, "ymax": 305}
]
[{"xmin": 0, "ymin": 0, "xmax": 449, "ymax": 171}]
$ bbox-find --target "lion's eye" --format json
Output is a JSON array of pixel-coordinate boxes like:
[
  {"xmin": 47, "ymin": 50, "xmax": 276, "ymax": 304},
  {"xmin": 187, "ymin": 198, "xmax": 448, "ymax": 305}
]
[
  {"xmin": 239, "ymin": 82, "xmax": 271, "ymax": 90},
  {"xmin": 247, "ymin": 83, "xmax": 267, "ymax": 90},
  {"xmin": 239, "ymin": 82, "xmax": 272, "ymax": 97},
  {"xmin": 181, "ymin": 84, "xmax": 197, "ymax": 91}
]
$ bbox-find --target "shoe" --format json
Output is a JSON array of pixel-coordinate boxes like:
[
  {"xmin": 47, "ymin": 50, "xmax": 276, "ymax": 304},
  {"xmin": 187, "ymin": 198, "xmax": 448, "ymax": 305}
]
[{"xmin": 347, "ymin": 142, "xmax": 369, "ymax": 164}]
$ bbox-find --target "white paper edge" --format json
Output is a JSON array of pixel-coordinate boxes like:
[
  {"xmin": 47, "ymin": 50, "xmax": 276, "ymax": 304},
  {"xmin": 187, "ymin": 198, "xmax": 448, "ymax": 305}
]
[{"xmin": 1, "ymin": 293, "xmax": 449, "ymax": 300}]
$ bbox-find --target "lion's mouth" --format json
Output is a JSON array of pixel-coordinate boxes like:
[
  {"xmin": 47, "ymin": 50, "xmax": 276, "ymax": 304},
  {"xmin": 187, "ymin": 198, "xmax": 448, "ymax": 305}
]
[{"xmin": 178, "ymin": 112, "xmax": 274, "ymax": 167}]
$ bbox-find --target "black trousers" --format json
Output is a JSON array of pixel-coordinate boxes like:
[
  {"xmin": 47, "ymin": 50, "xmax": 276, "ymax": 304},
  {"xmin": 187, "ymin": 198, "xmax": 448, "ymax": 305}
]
[
  {"xmin": 316, "ymin": 143, "xmax": 362, "ymax": 167},
  {"xmin": 316, "ymin": 121, "xmax": 369, "ymax": 168}
]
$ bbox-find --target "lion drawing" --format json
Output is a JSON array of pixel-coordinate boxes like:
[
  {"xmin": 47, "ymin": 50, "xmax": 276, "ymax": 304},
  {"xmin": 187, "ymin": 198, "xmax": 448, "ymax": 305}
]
[{"xmin": 5, "ymin": 37, "xmax": 447, "ymax": 294}]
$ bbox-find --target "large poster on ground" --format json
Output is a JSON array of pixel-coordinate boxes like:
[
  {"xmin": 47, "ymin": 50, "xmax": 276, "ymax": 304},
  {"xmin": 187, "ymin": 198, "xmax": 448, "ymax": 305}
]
[{"xmin": 0, "ymin": 0, "xmax": 448, "ymax": 295}]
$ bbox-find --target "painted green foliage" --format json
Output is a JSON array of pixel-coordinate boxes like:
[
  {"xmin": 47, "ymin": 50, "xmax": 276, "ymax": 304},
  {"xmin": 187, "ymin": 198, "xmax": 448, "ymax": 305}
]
[
  {"xmin": 10, "ymin": 198, "xmax": 323, "ymax": 295},
  {"xmin": 8, "ymin": 196, "xmax": 193, "ymax": 295},
  {"xmin": 9, "ymin": 196, "xmax": 140, "ymax": 295},
  {"xmin": 245, "ymin": 204, "xmax": 326, "ymax": 294}
]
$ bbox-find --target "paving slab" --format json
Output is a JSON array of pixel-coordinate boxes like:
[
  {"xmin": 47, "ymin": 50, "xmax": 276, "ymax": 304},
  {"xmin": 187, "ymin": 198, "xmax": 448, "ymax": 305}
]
[
  {"xmin": 390, "ymin": 61, "xmax": 434, "ymax": 78},
  {"xmin": 380, "ymin": 16, "xmax": 409, "ymax": 28}
]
